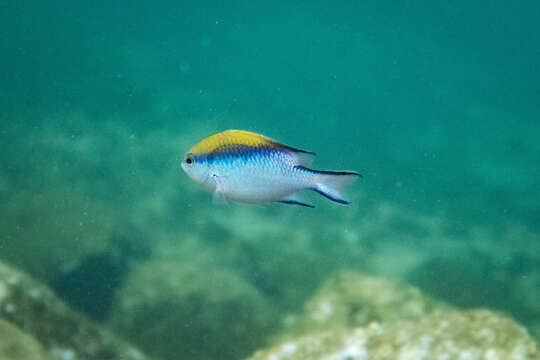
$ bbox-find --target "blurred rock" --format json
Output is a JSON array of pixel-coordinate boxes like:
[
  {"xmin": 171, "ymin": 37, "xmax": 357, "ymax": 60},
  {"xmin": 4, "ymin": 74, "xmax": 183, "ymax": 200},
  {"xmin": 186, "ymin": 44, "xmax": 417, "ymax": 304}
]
[
  {"xmin": 248, "ymin": 270, "xmax": 539, "ymax": 360},
  {"xmin": 0, "ymin": 318, "xmax": 51, "ymax": 360},
  {"xmin": 407, "ymin": 256, "xmax": 510, "ymax": 310},
  {"xmin": 407, "ymin": 253, "xmax": 540, "ymax": 340},
  {"xmin": 51, "ymin": 230, "xmax": 152, "ymax": 321},
  {"xmin": 0, "ymin": 260, "xmax": 150, "ymax": 360},
  {"xmin": 280, "ymin": 270, "xmax": 447, "ymax": 338},
  {"xmin": 249, "ymin": 310, "xmax": 539, "ymax": 360},
  {"xmin": 109, "ymin": 251, "xmax": 279, "ymax": 360},
  {"xmin": 0, "ymin": 190, "xmax": 114, "ymax": 281},
  {"xmin": 533, "ymin": 324, "xmax": 540, "ymax": 343},
  {"xmin": 506, "ymin": 254, "xmax": 540, "ymax": 340}
]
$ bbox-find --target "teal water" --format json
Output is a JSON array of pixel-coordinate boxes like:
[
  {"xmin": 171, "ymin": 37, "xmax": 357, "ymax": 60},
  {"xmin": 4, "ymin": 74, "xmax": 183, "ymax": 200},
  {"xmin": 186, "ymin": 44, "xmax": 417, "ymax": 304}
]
[{"xmin": 1, "ymin": 1, "xmax": 539, "ymax": 359}]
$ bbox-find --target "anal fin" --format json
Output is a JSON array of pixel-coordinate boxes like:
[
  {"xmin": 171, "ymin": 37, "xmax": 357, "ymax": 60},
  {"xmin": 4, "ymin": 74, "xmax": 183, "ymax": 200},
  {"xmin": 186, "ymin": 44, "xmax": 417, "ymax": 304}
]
[{"xmin": 277, "ymin": 193, "xmax": 314, "ymax": 208}]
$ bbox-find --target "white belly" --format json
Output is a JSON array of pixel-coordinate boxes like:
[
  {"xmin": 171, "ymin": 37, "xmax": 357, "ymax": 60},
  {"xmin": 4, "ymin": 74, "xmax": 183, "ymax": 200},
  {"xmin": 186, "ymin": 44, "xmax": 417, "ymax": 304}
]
[{"xmin": 214, "ymin": 164, "xmax": 311, "ymax": 203}]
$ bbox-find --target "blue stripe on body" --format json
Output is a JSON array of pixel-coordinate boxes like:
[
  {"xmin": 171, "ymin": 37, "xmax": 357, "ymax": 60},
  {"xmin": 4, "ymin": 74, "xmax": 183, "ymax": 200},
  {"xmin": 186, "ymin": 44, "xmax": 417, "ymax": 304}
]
[{"xmin": 194, "ymin": 144, "xmax": 283, "ymax": 165}]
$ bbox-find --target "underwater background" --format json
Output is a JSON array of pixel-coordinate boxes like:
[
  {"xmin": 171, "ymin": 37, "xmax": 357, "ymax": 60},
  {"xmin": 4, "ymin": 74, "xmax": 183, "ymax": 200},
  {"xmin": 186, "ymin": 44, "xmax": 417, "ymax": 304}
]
[{"xmin": 1, "ymin": 1, "xmax": 539, "ymax": 359}]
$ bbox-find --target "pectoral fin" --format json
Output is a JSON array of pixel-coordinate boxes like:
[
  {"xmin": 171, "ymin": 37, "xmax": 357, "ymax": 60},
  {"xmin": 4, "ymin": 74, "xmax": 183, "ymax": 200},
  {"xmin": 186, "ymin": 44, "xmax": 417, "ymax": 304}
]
[
  {"xmin": 212, "ymin": 190, "xmax": 228, "ymax": 205},
  {"xmin": 211, "ymin": 173, "xmax": 228, "ymax": 205}
]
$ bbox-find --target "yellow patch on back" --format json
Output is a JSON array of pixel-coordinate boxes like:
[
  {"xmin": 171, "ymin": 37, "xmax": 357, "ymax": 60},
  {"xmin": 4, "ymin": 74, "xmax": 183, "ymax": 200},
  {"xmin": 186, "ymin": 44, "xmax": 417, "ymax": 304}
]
[{"xmin": 189, "ymin": 130, "xmax": 275, "ymax": 155}]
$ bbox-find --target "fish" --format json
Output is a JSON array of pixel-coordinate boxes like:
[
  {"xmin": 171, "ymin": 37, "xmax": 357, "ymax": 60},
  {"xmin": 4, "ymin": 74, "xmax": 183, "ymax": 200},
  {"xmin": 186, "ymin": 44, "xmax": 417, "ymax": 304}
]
[{"xmin": 180, "ymin": 130, "xmax": 361, "ymax": 207}]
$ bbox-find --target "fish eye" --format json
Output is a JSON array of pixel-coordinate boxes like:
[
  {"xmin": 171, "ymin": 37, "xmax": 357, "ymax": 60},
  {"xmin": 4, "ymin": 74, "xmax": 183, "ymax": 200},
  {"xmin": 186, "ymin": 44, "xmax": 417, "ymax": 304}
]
[{"xmin": 185, "ymin": 154, "xmax": 194, "ymax": 164}]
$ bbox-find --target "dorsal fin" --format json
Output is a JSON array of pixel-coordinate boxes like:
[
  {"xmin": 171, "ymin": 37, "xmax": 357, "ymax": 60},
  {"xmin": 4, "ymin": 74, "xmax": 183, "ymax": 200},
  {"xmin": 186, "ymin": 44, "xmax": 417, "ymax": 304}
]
[{"xmin": 275, "ymin": 143, "xmax": 316, "ymax": 166}]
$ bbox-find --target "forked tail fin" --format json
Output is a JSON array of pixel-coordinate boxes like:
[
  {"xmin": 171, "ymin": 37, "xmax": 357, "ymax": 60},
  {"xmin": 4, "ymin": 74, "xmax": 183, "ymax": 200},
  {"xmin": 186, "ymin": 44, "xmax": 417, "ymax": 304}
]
[{"xmin": 297, "ymin": 166, "xmax": 362, "ymax": 205}]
